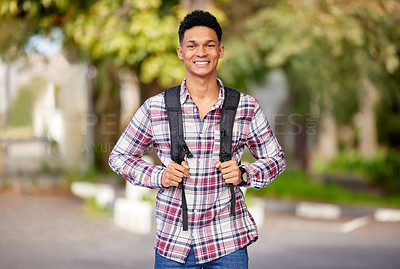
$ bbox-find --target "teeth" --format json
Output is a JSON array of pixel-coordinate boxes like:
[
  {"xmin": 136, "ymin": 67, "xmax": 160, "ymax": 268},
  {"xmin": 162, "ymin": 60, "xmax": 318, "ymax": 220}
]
[{"xmin": 195, "ymin": 61, "xmax": 209, "ymax": 64}]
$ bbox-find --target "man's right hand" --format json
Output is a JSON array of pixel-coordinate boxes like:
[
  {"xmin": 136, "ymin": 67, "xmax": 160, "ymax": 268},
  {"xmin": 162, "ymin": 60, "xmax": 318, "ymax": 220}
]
[{"xmin": 161, "ymin": 161, "xmax": 190, "ymax": 188}]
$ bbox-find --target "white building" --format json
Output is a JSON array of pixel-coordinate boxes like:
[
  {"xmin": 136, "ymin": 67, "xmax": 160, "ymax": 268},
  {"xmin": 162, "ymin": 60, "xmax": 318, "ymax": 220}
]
[{"xmin": 0, "ymin": 52, "xmax": 91, "ymax": 174}]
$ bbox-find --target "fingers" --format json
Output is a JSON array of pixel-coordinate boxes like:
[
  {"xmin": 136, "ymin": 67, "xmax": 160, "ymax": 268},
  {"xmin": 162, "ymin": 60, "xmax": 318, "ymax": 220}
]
[
  {"xmin": 216, "ymin": 160, "xmax": 237, "ymax": 173},
  {"xmin": 162, "ymin": 160, "xmax": 241, "ymax": 188},
  {"xmin": 181, "ymin": 161, "xmax": 189, "ymax": 172},
  {"xmin": 215, "ymin": 160, "xmax": 241, "ymax": 185},
  {"xmin": 161, "ymin": 161, "xmax": 190, "ymax": 188}
]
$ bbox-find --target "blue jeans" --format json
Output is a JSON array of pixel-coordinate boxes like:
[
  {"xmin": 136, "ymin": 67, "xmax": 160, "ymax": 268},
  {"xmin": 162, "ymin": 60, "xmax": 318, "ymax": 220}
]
[{"xmin": 154, "ymin": 246, "xmax": 248, "ymax": 269}]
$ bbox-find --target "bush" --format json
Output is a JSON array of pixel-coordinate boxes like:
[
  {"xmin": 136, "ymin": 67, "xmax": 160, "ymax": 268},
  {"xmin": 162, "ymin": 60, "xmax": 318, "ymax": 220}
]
[
  {"xmin": 367, "ymin": 150, "xmax": 400, "ymax": 195},
  {"xmin": 246, "ymin": 169, "xmax": 400, "ymax": 207},
  {"xmin": 319, "ymin": 150, "xmax": 400, "ymax": 195}
]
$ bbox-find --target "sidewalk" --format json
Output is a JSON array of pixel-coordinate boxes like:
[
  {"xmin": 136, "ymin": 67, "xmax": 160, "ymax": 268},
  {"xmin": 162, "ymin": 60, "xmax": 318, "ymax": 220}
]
[{"xmin": 0, "ymin": 192, "xmax": 155, "ymax": 269}]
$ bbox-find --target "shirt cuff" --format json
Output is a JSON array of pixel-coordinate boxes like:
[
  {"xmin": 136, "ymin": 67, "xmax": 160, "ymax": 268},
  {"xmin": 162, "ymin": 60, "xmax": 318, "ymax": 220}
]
[
  {"xmin": 151, "ymin": 165, "xmax": 167, "ymax": 189},
  {"xmin": 239, "ymin": 165, "xmax": 251, "ymax": 187}
]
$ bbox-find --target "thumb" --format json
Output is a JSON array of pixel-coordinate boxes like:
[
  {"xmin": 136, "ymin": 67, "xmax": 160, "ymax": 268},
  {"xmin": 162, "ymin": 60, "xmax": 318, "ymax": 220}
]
[
  {"xmin": 182, "ymin": 160, "xmax": 189, "ymax": 170},
  {"xmin": 215, "ymin": 161, "xmax": 221, "ymax": 169}
]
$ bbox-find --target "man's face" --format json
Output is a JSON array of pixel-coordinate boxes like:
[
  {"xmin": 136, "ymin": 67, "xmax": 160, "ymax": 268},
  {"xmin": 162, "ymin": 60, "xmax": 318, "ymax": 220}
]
[{"xmin": 177, "ymin": 26, "xmax": 224, "ymax": 79}]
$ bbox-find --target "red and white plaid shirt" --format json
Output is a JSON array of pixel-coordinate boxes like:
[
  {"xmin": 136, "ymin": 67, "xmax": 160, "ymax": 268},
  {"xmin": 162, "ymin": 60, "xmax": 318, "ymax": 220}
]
[{"xmin": 109, "ymin": 78, "xmax": 285, "ymax": 264}]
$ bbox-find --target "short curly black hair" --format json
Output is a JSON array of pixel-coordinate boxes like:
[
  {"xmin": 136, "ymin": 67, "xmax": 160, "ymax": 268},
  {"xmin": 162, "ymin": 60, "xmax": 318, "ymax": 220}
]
[{"xmin": 178, "ymin": 10, "xmax": 222, "ymax": 44}]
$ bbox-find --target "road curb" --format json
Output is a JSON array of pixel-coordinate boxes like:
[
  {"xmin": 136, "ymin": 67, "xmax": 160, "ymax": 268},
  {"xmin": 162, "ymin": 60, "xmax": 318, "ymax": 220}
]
[
  {"xmin": 374, "ymin": 208, "xmax": 400, "ymax": 222},
  {"xmin": 260, "ymin": 198, "xmax": 400, "ymax": 222}
]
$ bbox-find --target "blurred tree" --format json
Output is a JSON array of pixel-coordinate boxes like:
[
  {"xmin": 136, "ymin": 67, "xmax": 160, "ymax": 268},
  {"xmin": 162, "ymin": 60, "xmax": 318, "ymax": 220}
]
[
  {"xmin": 0, "ymin": 0, "xmax": 230, "ymax": 169},
  {"xmin": 219, "ymin": 0, "xmax": 278, "ymax": 90},
  {"xmin": 62, "ymin": 0, "xmax": 184, "ymax": 168},
  {"xmin": 0, "ymin": 0, "xmax": 183, "ymax": 169},
  {"xmin": 221, "ymin": 0, "xmax": 400, "ymax": 166}
]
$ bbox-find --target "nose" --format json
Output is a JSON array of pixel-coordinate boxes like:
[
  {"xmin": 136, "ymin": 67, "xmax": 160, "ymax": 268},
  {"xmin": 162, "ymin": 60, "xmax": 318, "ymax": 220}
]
[{"xmin": 196, "ymin": 45, "xmax": 207, "ymax": 57}]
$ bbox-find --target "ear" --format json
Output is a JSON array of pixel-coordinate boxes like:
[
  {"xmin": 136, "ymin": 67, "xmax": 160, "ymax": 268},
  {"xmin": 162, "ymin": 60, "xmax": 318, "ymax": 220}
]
[
  {"xmin": 177, "ymin": 46, "xmax": 183, "ymax": 60},
  {"xmin": 218, "ymin": 44, "xmax": 225, "ymax": 59}
]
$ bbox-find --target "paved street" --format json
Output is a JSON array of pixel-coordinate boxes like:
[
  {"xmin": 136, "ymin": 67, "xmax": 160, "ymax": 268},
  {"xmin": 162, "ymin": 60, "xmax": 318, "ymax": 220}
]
[{"xmin": 1, "ymin": 192, "xmax": 399, "ymax": 269}]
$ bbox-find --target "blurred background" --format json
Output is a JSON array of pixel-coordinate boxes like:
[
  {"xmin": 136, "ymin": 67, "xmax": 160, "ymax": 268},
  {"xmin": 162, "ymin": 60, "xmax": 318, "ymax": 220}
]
[{"xmin": 0, "ymin": 0, "xmax": 399, "ymax": 268}]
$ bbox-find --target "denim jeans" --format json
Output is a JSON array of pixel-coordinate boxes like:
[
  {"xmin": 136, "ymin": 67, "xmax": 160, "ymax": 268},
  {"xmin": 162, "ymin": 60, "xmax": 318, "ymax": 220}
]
[{"xmin": 154, "ymin": 246, "xmax": 248, "ymax": 269}]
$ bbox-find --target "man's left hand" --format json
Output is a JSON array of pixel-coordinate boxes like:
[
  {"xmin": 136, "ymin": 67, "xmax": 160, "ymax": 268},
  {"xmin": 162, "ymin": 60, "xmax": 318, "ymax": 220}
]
[{"xmin": 216, "ymin": 160, "xmax": 242, "ymax": 186}]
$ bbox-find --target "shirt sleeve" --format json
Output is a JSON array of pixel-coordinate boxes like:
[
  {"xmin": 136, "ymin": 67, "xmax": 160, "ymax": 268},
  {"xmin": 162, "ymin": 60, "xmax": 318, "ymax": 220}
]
[
  {"xmin": 243, "ymin": 100, "xmax": 286, "ymax": 189},
  {"xmin": 108, "ymin": 98, "xmax": 166, "ymax": 189}
]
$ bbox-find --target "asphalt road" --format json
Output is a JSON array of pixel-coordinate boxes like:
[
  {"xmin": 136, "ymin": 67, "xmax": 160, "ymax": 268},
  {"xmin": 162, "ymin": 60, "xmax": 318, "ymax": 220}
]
[{"xmin": 0, "ymin": 192, "xmax": 399, "ymax": 269}]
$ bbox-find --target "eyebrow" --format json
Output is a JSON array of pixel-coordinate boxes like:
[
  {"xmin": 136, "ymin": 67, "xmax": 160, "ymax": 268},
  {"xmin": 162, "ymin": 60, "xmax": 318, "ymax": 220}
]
[{"xmin": 186, "ymin": 40, "xmax": 217, "ymax": 45}]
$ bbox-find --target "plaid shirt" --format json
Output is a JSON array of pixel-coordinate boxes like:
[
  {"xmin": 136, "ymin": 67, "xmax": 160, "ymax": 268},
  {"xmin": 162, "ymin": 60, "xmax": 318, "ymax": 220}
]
[{"xmin": 109, "ymin": 78, "xmax": 285, "ymax": 264}]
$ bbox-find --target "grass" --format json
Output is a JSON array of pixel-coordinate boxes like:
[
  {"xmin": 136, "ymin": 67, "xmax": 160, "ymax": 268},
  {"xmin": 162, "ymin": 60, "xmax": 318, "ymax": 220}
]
[
  {"xmin": 246, "ymin": 169, "xmax": 400, "ymax": 208},
  {"xmin": 60, "ymin": 167, "xmax": 103, "ymax": 190},
  {"xmin": 84, "ymin": 197, "xmax": 112, "ymax": 217}
]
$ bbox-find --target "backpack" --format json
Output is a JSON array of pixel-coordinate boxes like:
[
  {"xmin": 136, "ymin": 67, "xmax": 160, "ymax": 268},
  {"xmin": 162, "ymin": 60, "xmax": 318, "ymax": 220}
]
[{"xmin": 164, "ymin": 85, "xmax": 240, "ymax": 231}]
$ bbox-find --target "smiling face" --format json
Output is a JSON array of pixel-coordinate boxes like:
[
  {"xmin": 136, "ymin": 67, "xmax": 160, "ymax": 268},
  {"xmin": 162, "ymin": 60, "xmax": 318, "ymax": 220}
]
[{"xmin": 177, "ymin": 26, "xmax": 224, "ymax": 80}]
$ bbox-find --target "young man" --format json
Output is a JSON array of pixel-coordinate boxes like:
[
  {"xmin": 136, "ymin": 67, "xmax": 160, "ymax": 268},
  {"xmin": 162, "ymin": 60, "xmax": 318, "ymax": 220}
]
[{"xmin": 109, "ymin": 10, "xmax": 285, "ymax": 268}]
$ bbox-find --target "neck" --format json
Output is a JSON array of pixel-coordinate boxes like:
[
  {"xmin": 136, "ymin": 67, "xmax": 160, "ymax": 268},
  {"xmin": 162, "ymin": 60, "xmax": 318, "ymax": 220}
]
[
  {"xmin": 186, "ymin": 75, "xmax": 219, "ymax": 101},
  {"xmin": 185, "ymin": 75, "xmax": 220, "ymax": 121}
]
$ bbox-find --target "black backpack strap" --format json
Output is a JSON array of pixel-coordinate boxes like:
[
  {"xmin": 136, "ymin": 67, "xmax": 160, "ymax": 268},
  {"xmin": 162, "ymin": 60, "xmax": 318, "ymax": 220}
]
[
  {"xmin": 220, "ymin": 87, "xmax": 241, "ymax": 216},
  {"xmin": 164, "ymin": 86, "xmax": 192, "ymax": 231},
  {"xmin": 165, "ymin": 86, "xmax": 184, "ymax": 164}
]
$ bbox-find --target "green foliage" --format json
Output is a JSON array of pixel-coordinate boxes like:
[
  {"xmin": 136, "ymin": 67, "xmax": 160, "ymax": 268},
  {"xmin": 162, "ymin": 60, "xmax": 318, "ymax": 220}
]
[
  {"xmin": 0, "ymin": 1, "xmax": 228, "ymax": 88},
  {"xmin": 247, "ymin": 169, "xmax": 400, "ymax": 208},
  {"xmin": 374, "ymin": 70, "xmax": 400, "ymax": 148},
  {"xmin": 8, "ymin": 87, "xmax": 34, "ymax": 127},
  {"xmin": 64, "ymin": 166, "xmax": 101, "ymax": 183},
  {"xmin": 7, "ymin": 77, "xmax": 49, "ymax": 127},
  {"xmin": 0, "ymin": 0, "xmax": 94, "ymax": 60},
  {"xmin": 221, "ymin": 0, "xmax": 400, "ymax": 143},
  {"xmin": 60, "ymin": 166, "xmax": 98, "ymax": 191},
  {"xmin": 2, "ymin": 0, "xmax": 400, "ymax": 170},
  {"xmin": 367, "ymin": 150, "xmax": 400, "ymax": 194},
  {"xmin": 84, "ymin": 197, "xmax": 111, "ymax": 215},
  {"xmin": 318, "ymin": 150, "xmax": 400, "ymax": 195},
  {"xmin": 0, "ymin": 0, "xmax": 200, "ymax": 171},
  {"xmin": 63, "ymin": 0, "xmax": 184, "ymax": 87},
  {"xmin": 219, "ymin": 36, "xmax": 270, "ymax": 91},
  {"xmin": 0, "ymin": 19, "xmax": 34, "ymax": 61}
]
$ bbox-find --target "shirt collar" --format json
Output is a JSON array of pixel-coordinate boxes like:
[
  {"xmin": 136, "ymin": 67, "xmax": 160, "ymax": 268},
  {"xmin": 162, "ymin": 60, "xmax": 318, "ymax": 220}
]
[{"xmin": 179, "ymin": 78, "xmax": 225, "ymax": 108}]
